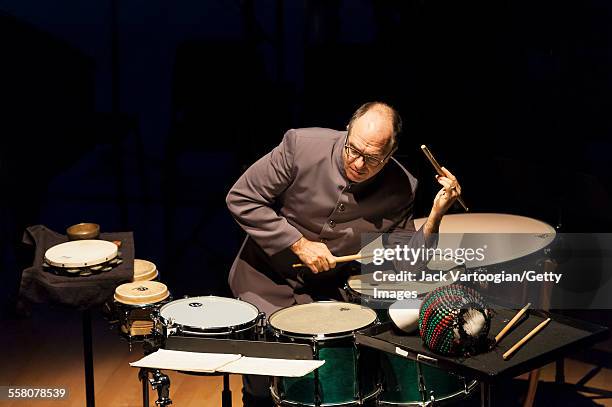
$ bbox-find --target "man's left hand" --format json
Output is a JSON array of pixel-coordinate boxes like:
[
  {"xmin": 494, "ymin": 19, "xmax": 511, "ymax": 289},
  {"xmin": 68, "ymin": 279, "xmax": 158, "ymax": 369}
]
[{"xmin": 431, "ymin": 166, "xmax": 462, "ymax": 219}]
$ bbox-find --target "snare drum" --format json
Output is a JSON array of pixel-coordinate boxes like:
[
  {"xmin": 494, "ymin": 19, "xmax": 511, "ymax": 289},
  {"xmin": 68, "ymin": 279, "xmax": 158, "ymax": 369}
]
[
  {"xmin": 113, "ymin": 281, "xmax": 172, "ymax": 341},
  {"xmin": 156, "ymin": 296, "xmax": 262, "ymax": 339},
  {"xmin": 268, "ymin": 302, "xmax": 380, "ymax": 406}
]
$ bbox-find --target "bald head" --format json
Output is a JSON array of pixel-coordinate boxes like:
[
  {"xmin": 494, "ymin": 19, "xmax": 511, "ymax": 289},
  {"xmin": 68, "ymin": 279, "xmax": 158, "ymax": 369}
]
[
  {"xmin": 343, "ymin": 102, "xmax": 402, "ymax": 182},
  {"xmin": 347, "ymin": 102, "xmax": 402, "ymax": 152}
]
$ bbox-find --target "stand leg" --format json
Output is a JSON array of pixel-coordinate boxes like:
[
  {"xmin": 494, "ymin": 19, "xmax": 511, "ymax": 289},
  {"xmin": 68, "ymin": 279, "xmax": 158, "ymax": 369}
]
[
  {"xmin": 82, "ymin": 309, "xmax": 95, "ymax": 407},
  {"xmin": 222, "ymin": 373, "xmax": 232, "ymax": 407},
  {"xmin": 555, "ymin": 358, "xmax": 565, "ymax": 384},
  {"xmin": 523, "ymin": 369, "xmax": 541, "ymax": 407},
  {"xmin": 480, "ymin": 382, "xmax": 493, "ymax": 407},
  {"xmin": 139, "ymin": 368, "xmax": 149, "ymax": 407}
]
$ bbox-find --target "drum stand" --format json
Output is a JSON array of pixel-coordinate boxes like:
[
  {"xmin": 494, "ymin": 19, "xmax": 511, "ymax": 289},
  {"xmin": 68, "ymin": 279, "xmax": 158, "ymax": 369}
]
[
  {"xmin": 83, "ymin": 309, "xmax": 96, "ymax": 407},
  {"xmin": 139, "ymin": 368, "xmax": 172, "ymax": 407}
]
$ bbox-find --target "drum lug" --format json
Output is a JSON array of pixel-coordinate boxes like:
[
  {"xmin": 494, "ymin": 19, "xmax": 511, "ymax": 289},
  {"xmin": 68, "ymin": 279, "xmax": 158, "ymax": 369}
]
[{"xmin": 256, "ymin": 312, "xmax": 266, "ymax": 337}]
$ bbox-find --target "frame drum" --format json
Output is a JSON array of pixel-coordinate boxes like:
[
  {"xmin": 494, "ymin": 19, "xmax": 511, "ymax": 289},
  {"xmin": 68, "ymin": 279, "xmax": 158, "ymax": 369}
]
[
  {"xmin": 45, "ymin": 240, "xmax": 118, "ymax": 268},
  {"xmin": 268, "ymin": 302, "xmax": 380, "ymax": 406},
  {"xmin": 44, "ymin": 240, "xmax": 122, "ymax": 276}
]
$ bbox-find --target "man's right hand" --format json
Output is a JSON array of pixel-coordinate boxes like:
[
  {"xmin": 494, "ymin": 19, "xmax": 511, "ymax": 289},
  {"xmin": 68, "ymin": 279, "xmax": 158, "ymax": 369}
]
[{"xmin": 290, "ymin": 237, "xmax": 337, "ymax": 273}]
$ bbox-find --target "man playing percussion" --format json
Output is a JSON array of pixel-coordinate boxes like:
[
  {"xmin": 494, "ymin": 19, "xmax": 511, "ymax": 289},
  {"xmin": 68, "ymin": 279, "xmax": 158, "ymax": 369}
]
[{"xmin": 226, "ymin": 101, "xmax": 461, "ymax": 406}]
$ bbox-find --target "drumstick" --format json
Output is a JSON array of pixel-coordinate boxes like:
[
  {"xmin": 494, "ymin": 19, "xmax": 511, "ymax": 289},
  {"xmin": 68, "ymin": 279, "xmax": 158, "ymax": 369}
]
[
  {"xmin": 292, "ymin": 253, "xmax": 373, "ymax": 268},
  {"xmin": 420, "ymin": 145, "xmax": 469, "ymax": 212},
  {"xmin": 502, "ymin": 318, "xmax": 551, "ymax": 360},
  {"xmin": 494, "ymin": 303, "xmax": 531, "ymax": 344}
]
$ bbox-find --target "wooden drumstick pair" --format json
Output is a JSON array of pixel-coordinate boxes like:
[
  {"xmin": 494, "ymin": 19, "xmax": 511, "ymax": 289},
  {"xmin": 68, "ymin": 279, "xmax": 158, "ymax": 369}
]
[{"xmin": 495, "ymin": 303, "xmax": 551, "ymax": 360}]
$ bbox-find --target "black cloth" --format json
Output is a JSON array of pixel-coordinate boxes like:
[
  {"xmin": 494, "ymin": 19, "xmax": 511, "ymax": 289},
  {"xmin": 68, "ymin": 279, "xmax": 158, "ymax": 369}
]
[{"xmin": 19, "ymin": 225, "xmax": 135, "ymax": 310}]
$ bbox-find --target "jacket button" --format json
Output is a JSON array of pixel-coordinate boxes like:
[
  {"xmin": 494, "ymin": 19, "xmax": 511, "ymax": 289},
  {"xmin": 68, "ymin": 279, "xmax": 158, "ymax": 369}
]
[
  {"xmin": 328, "ymin": 220, "xmax": 336, "ymax": 228},
  {"xmin": 337, "ymin": 203, "xmax": 345, "ymax": 212},
  {"xmin": 320, "ymin": 238, "xmax": 327, "ymax": 243}
]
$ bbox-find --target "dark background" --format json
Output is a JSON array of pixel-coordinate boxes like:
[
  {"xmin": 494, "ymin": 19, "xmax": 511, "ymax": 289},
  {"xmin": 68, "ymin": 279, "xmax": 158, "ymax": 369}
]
[{"xmin": 1, "ymin": 0, "xmax": 611, "ymax": 322}]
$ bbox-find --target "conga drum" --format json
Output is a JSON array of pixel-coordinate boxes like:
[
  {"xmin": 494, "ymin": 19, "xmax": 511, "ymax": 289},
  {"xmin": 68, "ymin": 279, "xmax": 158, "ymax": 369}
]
[
  {"xmin": 155, "ymin": 296, "xmax": 262, "ymax": 339},
  {"xmin": 268, "ymin": 302, "xmax": 380, "ymax": 406},
  {"xmin": 114, "ymin": 281, "xmax": 172, "ymax": 340}
]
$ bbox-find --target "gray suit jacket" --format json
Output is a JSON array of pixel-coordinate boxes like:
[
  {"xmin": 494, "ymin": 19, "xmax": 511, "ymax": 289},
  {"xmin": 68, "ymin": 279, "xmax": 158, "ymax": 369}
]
[{"xmin": 226, "ymin": 127, "xmax": 427, "ymax": 315}]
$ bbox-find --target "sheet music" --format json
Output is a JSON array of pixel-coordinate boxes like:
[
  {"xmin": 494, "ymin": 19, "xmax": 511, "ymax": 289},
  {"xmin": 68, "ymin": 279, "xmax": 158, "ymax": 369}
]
[
  {"xmin": 218, "ymin": 357, "xmax": 325, "ymax": 377},
  {"xmin": 130, "ymin": 349, "xmax": 241, "ymax": 373}
]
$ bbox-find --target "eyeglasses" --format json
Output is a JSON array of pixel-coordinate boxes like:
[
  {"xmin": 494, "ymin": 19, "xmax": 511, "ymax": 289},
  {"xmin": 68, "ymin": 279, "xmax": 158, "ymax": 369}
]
[{"xmin": 344, "ymin": 136, "xmax": 396, "ymax": 167}]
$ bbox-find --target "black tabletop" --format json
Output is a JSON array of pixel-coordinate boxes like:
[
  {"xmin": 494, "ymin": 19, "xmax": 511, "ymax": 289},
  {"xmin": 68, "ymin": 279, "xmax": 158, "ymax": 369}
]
[{"xmin": 356, "ymin": 308, "xmax": 609, "ymax": 382}]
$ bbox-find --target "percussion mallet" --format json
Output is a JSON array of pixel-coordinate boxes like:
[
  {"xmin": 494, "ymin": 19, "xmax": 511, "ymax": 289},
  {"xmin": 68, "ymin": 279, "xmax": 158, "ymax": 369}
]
[
  {"xmin": 503, "ymin": 318, "xmax": 551, "ymax": 360},
  {"xmin": 292, "ymin": 253, "xmax": 374, "ymax": 268},
  {"xmin": 494, "ymin": 303, "xmax": 531, "ymax": 344},
  {"xmin": 421, "ymin": 145, "xmax": 469, "ymax": 212}
]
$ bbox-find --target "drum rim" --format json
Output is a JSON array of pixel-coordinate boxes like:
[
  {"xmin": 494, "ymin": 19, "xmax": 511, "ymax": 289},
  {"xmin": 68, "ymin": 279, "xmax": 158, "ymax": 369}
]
[
  {"xmin": 44, "ymin": 240, "xmax": 118, "ymax": 268},
  {"xmin": 377, "ymin": 379, "xmax": 479, "ymax": 406},
  {"xmin": 114, "ymin": 281, "xmax": 170, "ymax": 305},
  {"xmin": 114, "ymin": 294, "xmax": 173, "ymax": 309},
  {"xmin": 157, "ymin": 296, "xmax": 260, "ymax": 335},
  {"xmin": 270, "ymin": 383, "xmax": 381, "ymax": 407},
  {"xmin": 268, "ymin": 301, "xmax": 379, "ymax": 341},
  {"xmin": 345, "ymin": 279, "xmax": 399, "ymax": 303}
]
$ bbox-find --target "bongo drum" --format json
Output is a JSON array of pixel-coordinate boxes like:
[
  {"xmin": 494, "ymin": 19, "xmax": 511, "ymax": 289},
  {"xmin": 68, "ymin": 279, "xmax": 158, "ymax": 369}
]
[
  {"xmin": 113, "ymin": 281, "xmax": 172, "ymax": 340},
  {"xmin": 155, "ymin": 296, "xmax": 262, "ymax": 339},
  {"xmin": 268, "ymin": 302, "xmax": 380, "ymax": 406},
  {"xmin": 133, "ymin": 259, "xmax": 159, "ymax": 281},
  {"xmin": 43, "ymin": 239, "xmax": 122, "ymax": 276}
]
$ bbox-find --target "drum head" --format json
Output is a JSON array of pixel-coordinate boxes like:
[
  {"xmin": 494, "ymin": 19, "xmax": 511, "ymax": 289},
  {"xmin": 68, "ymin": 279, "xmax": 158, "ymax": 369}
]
[
  {"xmin": 114, "ymin": 281, "xmax": 169, "ymax": 305},
  {"xmin": 45, "ymin": 240, "xmax": 118, "ymax": 268},
  {"xmin": 360, "ymin": 213, "xmax": 556, "ymax": 269},
  {"xmin": 158, "ymin": 296, "xmax": 259, "ymax": 330},
  {"xmin": 133, "ymin": 259, "xmax": 158, "ymax": 281},
  {"xmin": 414, "ymin": 213, "xmax": 556, "ymax": 267},
  {"xmin": 268, "ymin": 302, "xmax": 377, "ymax": 336}
]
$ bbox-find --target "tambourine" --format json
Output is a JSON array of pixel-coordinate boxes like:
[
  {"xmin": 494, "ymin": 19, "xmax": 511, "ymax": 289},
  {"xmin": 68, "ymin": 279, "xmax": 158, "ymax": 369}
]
[{"xmin": 43, "ymin": 240, "xmax": 122, "ymax": 277}]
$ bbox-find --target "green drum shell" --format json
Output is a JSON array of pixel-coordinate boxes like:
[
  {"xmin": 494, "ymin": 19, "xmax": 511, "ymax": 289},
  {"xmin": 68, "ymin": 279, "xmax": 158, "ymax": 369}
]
[
  {"xmin": 268, "ymin": 304, "xmax": 380, "ymax": 406},
  {"xmin": 377, "ymin": 356, "xmax": 473, "ymax": 406},
  {"xmin": 346, "ymin": 286, "xmax": 476, "ymax": 406}
]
